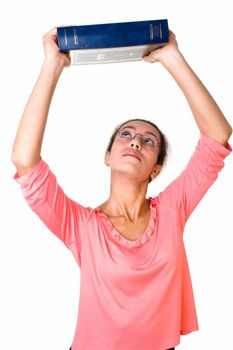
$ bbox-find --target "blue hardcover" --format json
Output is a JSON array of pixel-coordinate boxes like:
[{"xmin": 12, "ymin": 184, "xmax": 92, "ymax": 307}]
[{"xmin": 57, "ymin": 19, "xmax": 169, "ymax": 51}]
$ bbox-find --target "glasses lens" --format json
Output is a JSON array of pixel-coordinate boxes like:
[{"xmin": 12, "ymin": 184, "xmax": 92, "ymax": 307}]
[
  {"xmin": 118, "ymin": 128, "xmax": 135, "ymax": 139},
  {"xmin": 142, "ymin": 134, "xmax": 158, "ymax": 147}
]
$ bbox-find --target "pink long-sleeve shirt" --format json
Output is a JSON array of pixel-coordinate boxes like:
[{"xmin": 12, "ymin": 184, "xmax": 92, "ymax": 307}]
[{"xmin": 14, "ymin": 134, "xmax": 231, "ymax": 350}]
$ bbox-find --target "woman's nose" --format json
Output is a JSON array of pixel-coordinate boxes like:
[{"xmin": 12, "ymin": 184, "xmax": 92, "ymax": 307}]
[{"xmin": 130, "ymin": 138, "xmax": 142, "ymax": 149}]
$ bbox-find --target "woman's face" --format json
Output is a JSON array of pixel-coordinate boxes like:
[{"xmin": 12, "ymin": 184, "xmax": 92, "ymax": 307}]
[{"xmin": 105, "ymin": 121, "xmax": 162, "ymax": 183}]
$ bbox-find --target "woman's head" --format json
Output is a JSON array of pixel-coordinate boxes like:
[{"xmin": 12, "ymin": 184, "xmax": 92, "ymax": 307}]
[{"xmin": 105, "ymin": 118, "xmax": 169, "ymax": 183}]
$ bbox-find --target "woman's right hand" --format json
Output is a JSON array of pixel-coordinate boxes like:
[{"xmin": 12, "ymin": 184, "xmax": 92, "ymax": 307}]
[{"xmin": 42, "ymin": 27, "xmax": 71, "ymax": 68}]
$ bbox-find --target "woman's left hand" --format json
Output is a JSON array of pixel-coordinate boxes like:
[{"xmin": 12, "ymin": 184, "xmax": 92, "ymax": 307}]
[{"xmin": 142, "ymin": 30, "xmax": 180, "ymax": 64}]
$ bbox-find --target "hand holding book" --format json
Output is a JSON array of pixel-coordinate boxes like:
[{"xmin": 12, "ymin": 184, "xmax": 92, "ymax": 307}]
[
  {"xmin": 142, "ymin": 31, "xmax": 179, "ymax": 64},
  {"xmin": 43, "ymin": 27, "xmax": 71, "ymax": 68}
]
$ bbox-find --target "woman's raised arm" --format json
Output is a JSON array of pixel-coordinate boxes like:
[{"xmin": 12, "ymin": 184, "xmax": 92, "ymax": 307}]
[
  {"xmin": 11, "ymin": 27, "xmax": 70, "ymax": 176},
  {"xmin": 143, "ymin": 31, "xmax": 232, "ymax": 146}
]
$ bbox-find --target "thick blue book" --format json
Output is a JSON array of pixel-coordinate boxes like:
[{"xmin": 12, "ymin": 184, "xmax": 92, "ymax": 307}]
[{"xmin": 57, "ymin": 19, "xmax": 169, "ymax": 65}]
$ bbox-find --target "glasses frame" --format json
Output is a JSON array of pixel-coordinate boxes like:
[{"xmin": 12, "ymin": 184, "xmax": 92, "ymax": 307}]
[{"xmin": 117, "ymin": 127, "xmax": 160, "ymax": 149}]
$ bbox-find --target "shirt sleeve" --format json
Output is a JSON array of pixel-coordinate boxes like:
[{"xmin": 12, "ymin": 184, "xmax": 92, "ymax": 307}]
[
  {"xmin": 158, "ymin": 134, "xmax": 232, "ymax": 222},
  {"xmin": 14, "ymin": 159, "xmax": 92, "ymax": 264}
]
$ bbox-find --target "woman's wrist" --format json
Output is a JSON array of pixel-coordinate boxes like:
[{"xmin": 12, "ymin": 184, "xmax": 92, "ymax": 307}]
[
  {"xmin": 159, "ymin": 48, "xmax": 185, "ymax": 71},
  {"xmin": 40, "ymin": 56, "xmax": 67, "ymax": 80},
  {"xmin": 44, "ymin": 54, "xmax": 67, "ymax": 68}
]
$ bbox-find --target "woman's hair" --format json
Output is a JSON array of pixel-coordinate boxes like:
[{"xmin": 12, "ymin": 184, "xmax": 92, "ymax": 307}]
[{"xmin": 106, "ymin": 118, "xmax": 169, "ymax": 183}]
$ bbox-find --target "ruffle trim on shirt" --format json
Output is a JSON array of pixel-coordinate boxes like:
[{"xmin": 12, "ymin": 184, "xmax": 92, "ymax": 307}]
[{"xmin": 93, "ymin": 196, "xmax": 158, "ymax": 248}]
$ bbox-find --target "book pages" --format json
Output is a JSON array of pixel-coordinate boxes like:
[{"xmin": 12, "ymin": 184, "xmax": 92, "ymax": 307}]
[{"xmin": 69, "ymin": 44, "xmax": 164, "ymax": 65}]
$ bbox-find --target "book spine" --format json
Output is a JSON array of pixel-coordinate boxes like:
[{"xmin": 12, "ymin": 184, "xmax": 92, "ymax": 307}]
[{"xmin": 57, "ymin": 19, "xmax": 169, "ymax": 51}]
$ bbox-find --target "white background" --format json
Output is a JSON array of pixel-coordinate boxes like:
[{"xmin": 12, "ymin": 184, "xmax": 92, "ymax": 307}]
[{"xmin": 0, "ymin": 0, "xmax": 232, "ymax": 349}]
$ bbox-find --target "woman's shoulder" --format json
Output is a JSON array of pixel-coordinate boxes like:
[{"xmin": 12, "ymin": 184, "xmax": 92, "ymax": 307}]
[{"xmin": 94, "ymin": 201, "xmax": 108, "ymax": 213}]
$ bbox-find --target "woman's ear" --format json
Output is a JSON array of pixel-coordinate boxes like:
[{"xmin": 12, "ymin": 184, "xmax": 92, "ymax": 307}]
[
  {"xmin": 105, "ymin": 151, "xmax": 110, "ymax": 166},
  {"xmin": 150, "ymin": 164, "xmax": 162, "ymax": 181}
]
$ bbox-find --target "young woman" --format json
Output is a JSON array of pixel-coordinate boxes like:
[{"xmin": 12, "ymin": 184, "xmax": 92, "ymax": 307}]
[{"xmin": 12, "ymin": 27, "xmax": 232, "ymax": 350}]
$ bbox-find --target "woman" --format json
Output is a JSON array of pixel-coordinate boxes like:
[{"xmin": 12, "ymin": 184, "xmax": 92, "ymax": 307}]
[{"xmin": 12, "ymin": 27, "xmax": 232, "ymax": 350}]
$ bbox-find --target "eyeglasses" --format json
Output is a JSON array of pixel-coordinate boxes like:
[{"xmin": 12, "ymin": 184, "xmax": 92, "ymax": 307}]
[{"xmin": 117, "ymin": 127, "xmax": 160, "ymax": 149}]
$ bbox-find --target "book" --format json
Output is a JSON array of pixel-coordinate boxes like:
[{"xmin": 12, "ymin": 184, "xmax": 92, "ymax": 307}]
[{"xmin": 57, "ymin": 19, "xmax": 169, "ymax": 65}]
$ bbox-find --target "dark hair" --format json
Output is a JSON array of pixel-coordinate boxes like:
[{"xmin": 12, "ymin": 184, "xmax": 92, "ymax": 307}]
[{"xmin": 106, "ymin": 118, "xmax": 169, "ymax": 183}]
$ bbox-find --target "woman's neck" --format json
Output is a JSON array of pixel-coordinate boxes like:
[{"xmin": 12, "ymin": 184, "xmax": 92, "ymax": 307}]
[{"xmin": 103, "ymin": 174, "xmax": 150, "ymax": 221}]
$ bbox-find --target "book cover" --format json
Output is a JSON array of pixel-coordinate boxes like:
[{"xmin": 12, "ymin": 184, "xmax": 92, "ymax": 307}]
[{"xmin": 57, "ymin": 19, "xmax": 169, "ymax": 65}]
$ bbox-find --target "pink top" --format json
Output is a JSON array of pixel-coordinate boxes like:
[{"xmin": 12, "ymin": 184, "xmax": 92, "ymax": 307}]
[{"xmin": 14, "ymin": 134, "xmax": 231, "ymax": 350}]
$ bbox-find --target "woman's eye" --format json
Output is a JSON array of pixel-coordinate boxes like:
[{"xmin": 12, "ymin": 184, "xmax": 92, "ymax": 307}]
[
  {"xmin": 143, "ymin": 137, "xmax": 154, "ymax": 146},
  {"xmin": 122, "ymin": 131, "xmax": 131, "ymax": 137}
]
